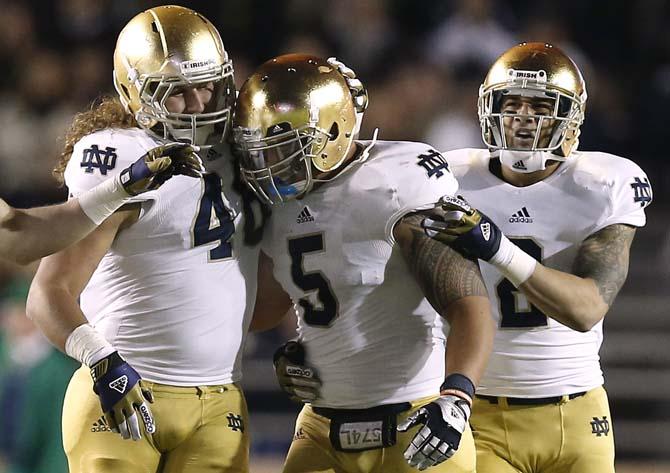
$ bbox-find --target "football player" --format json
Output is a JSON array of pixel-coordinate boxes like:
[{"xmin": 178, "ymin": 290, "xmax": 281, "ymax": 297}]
[
  {"xmin": 234, "ymin": 54, "xmax": 494, "ymax": 473},
  {"xmin": 421, "ymin": 42, "xmax": 652, "ymax": 473},
  {"xmin": 0, "ymin": 136, "xmax": 201, "ymax": 264},
  {"xmin": 26, "ymin": 6, "xmax": 289, "ymax": 473}
]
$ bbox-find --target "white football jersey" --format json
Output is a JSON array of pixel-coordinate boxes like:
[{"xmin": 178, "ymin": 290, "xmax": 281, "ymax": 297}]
[
  {"xmin": 263, "ymin": 141, "xmax": 459, "ymax": 408},
  {"xmin": 446, "ymin": 148, "xmax": 652, "ymax": 397},
  {"xmin": 64, "ymin": 128, "xmax": 259, "ymax": 386}
]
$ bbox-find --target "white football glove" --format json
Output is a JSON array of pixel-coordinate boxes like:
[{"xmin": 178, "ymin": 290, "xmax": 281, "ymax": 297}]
[{"xmin": 397, "ymin": 395, "xmax": 471, "ymax": 470}]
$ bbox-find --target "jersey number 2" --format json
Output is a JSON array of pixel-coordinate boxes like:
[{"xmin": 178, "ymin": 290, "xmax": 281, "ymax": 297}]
[
  {"xmin": 193, "ymin": 174, "xmax": 235, "ymax": 260},
  {"xmin": 497, "ymin": 238, "xmax": 547, "ymax": 328},
  {"xmin": 288, "ymin": 234, "xmax": 339, "ymax": 327}
]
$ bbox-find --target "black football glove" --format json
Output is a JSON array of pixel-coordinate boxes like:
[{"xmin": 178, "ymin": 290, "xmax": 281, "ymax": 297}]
[{"xmin": 273, "ymin": 340, "xmax": 322, "ymax": 403}]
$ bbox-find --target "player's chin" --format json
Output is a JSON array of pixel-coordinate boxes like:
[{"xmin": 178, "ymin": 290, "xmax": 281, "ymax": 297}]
[{"xmin": 509, "ymin": 137, "xmax": 535, "ymax": 149}]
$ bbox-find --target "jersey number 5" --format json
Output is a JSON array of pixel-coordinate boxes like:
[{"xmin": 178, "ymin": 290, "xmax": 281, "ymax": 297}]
[
  {"xmin": 497, "ymin": 238, "xmax": 547, "ymax": 328},
  {"xmin": 192, "ymin": 174, "xmax": 235, "ymax": 260},
  {"xmin": 288, "ymin": 234, "xmax": 339, "ymax": 327}
]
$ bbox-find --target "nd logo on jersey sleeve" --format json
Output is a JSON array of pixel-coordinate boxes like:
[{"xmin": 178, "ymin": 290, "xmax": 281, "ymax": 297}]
[
  {"xmin": 415, "ymin": 148, "xmax": 452, "ymax": 180},
  {"xmin": 629, "ymin": 176, "xmax": 652, "ymax": 208},
  {"xmin": 383, "ymin": 142, "xmax": 459, "ymax": 243},
  {"xmin": 80, "ymin": 144, "xmax": 119, "ymax": 176}
]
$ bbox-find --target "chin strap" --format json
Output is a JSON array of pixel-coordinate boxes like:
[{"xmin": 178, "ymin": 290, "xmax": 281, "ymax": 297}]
[
  {"xmin": 356, "ymin": 127, "xmax": 379, "ymax": 164},
  {"xmin": 352, "ymin": 109, "xmax": 365, "ymax": 137},
  {"xmin": 312, "ymin": 128, "xmax": 379, "ymax": 184}
]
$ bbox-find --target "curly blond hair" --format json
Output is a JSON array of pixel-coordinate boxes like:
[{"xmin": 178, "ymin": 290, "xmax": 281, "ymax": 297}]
[{"xmin": 54, "ymin": 96, "xmax": 138, "ymax": 185}]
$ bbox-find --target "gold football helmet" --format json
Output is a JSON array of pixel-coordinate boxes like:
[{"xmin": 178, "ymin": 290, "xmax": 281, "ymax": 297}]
[
  {"xmin": 478, "ymin": 42, "xmax": 587, "ymax": 158},
  {"xmin": 113, "ymin": 5, "xmax": 235, "ymax": 148},
  {"xmin": 233, "ymin": 54, "xmax": 359, "ymax": 204}
]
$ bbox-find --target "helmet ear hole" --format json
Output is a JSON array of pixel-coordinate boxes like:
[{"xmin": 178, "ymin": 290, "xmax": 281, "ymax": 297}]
[
  {"xmin": 151, "ymin": 21, "xmax": 159, "ymax": 33},
  {"xmin": 328, "ymin": 122, "xmax": 339, "ymax": 141}
]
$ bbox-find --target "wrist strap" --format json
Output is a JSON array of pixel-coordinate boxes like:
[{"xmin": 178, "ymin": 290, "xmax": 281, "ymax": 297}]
[
  {"xmin": 90, "ymin": 351, "xmax": 125, "ymax": 381},
  {"xmin": 65, "ymin": 323, "xmax": 115, "ymax": 366},
  {"xmin": 489, "ymin": 235, "xmax": 537, "ymax": 287},
  {"xmin": 76, "ymin": 175, "xmax": 130, "ymax": 225},
  {"xmin": 440, "ymin": 373, "xmax": 475, "ymax": 405}
]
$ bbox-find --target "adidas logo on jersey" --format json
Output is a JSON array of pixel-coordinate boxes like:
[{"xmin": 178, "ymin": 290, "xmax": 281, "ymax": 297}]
[
  {"xmin": 296, "ymin": 207, "xmax": 315, "ymax": 224},
  {"xmin": 509, "ymin": 207, "xmax": 533, "ymax": 223},
  {"xmin": 512, "ymin": 160, "xmax": 527, "ymax": 170}
]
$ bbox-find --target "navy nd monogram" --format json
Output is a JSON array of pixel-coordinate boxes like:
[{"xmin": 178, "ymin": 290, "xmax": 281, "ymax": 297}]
[
  {"xmin": 630, "ymin": 177, "xmax": 652, "ymax": 207},
  {"xmin": 416, "ymin": 150, "xmax": 450, "ymax": 179},
  {"xmin": 81, "ymin": 145, "xmax": 118, "ymax": 175},
  {"xmin": 226, "ymin": 413, "xmax": 244, "ymax": 432},
  {"xmin": 590, "ymin": 416, "xmax": 610, "ymax": 437}
]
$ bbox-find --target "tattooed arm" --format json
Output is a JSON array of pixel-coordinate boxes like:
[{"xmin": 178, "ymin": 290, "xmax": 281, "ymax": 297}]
[
  {"xmin": 394, "ymin": 213, "xmax": 494, "ymax": 386},
  {"xmin": 519, "ymin": 224, "xmax": 636, "ymax": 332}
]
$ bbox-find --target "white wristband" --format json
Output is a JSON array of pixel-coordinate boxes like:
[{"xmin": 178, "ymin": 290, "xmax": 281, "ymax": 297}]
[
  {"xmin": 489, "ymin": 235, "xmax": 538, "ymax": 287},
  {"xmin": 76, "ymin": 175, "xmax": 130, "ymax": 225},
  {"xmin": 65, "ymin": 323, "xmax": 116, "ymax": 366}
]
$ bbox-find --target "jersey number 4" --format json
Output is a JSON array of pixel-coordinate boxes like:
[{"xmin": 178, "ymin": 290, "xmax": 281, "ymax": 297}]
[
  {"xmin": 497, "ymin": 238, "xmax": 547, "ymax": 328},
  {"xmin": 288, "ymin": 234, "xmax": 339, "ymax": 327},
  {"xmin": 192, "ymin": 174, "xmax": 235, "ymax": 260}
]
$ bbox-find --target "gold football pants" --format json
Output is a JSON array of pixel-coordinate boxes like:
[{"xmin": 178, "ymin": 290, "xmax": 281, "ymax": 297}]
[
  {"xmin": 471, "ymin": 386, "xmax": 615, "ymax": 473},
  {"xmin": 63, "ymin": 366, "xmax": 249, "ymax": 473},
  {"xmin": 282, "ymin": 397, "xmax": 476, "ymax": 473}
]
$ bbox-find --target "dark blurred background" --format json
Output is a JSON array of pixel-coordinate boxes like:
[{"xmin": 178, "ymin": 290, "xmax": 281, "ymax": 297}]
[{"xmin": 0, "ymin": 1, "xmax": 668, "ymax": 472}]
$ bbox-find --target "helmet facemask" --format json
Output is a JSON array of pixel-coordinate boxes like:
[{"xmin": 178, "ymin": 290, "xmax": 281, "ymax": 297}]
[
  {"xmin": 118, "ymin": 59, "xmax": 235, "ymax": 151},
  {"xmin": 478, "ymin": 68, "xmax": 586, "ymax": 173},
  {"xmin": 234, "ymin": 119, "xmax": 331, "ymax": 205}
]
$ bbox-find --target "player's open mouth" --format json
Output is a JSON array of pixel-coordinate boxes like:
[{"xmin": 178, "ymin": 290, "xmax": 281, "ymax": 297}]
[{"xmin": 514, "ymin": 129, "xmax": 535, "ymax": 139}]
